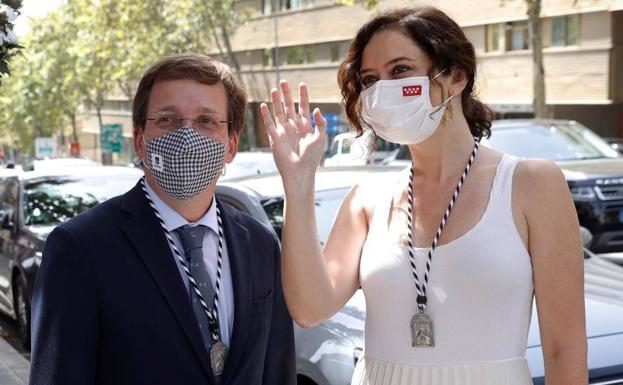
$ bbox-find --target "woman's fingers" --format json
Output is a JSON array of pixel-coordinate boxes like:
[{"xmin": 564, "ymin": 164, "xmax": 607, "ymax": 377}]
[
  {"xmin": 260, "ymin": 103, "xmax": 277, "ymax": 146},
  {"xmin": 313, "ymin": 108, "xmax": 328, "ymax": 137},
  {"xmin": 298, "ymin": 83, "xmax": 310, "ymax": 117},
  {"xmin": 280, "ymin": 80, "xmax": 297, "ymax": 121},
  {"xmin": 297, "ymin": 82, "xmax": 312, "ymax": 135},
  {"xmin": 270, "ymin": 88, "xmax": 286, "ymax": 124}
]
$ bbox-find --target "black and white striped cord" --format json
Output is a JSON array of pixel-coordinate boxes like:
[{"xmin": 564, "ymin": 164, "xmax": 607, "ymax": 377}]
[
  {"xmin": 141, "ymin": 177, "xmax": 223, "ymax": 342},
  {"xmin": 407, "ymin": 140, "xmax": 480, "ymax": 312}
]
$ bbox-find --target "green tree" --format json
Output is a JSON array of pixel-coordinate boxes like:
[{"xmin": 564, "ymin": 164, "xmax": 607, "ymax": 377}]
[
  {"xmin": 0, "ymin": 0, "xmax": 22, "ymax": 82},
  {"xmin": 1, "ymin": 0, "xmax": 259, "ymax": 156}
]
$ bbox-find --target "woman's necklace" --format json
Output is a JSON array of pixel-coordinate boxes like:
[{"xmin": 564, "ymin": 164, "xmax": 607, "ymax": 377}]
[{"xmin": 407, "ymin": 140, "xmax": 480, "ymax": 347}]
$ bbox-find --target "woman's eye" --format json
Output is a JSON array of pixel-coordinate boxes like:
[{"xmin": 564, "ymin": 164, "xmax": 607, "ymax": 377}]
[
  {"xmin": 361, "ymin": 75, "xmax": 378, "ymax": 88},
  {"xmin": 392, "ymin": 65, "xmax": 412, "ymax": 76}
]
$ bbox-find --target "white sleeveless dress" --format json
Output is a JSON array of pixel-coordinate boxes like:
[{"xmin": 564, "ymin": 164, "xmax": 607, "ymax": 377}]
[{"xmin": 352, "ymin": 154, "xmax": 535, "ymax": 385}]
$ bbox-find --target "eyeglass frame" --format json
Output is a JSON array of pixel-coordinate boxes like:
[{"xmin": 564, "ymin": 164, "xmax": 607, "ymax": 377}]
[{"xmin": 144, "ymin": 111, "xmax": 232, "ymax": 133}]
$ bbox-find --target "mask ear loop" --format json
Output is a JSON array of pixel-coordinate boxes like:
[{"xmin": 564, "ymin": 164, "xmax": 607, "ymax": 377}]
[
  {"xmin": 220, "ymin": 140, "xmax": 231, "ymax": 177},
  {"xmin": 429, "ymin": 95, "xmax": 454, "ymax": 119},
  {"xmin": 428, "ymin": 68, "xmax": 453, "ymax": 119},
  {"xmin": 137, "ymin": 134, "xmax": 150, "ymax": 171}
]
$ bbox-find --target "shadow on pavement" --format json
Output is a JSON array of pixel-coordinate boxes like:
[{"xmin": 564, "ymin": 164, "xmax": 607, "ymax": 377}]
[{"xmin": 0, "ymin": 313, "xmax": 29, "ymax": 360}]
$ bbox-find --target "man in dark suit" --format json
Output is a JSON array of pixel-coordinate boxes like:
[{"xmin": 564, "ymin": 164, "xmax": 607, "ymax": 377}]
[{"xmin": 29, "ymin": 53, "xmax": 295, "ymax": 385}]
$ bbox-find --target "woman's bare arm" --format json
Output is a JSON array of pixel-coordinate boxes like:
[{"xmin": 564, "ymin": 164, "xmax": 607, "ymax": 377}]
[
  {"xmin": 516, "ymin": 159, "xmax": 588, "ymax": 385},
  {"xmin": 261, "ymin": 80, "xmax": 369, "ymax": 327}
]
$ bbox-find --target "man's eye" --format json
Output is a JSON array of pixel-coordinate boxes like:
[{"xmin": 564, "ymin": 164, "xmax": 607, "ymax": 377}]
[
  {"xmin": 157, "ymin": 117, "xmax": 174, "ymax": 125},
  {"xmin": 198, "ymin": 116, "xmax": 217, "ymax": 125}
]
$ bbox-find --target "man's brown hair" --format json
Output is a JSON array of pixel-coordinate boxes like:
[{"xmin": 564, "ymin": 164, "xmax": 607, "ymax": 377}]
[{"xmin": 132, "ymin": 53, "xmax": 247, "ymax": 137}]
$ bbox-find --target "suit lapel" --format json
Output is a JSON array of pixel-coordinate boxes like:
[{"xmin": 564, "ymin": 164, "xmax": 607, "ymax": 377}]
[
  {"xmin": 218, "ymin": 202, "xmax": 252, "ymax": 383},
  {"xmin": 119, "ymin": 183, "xmax": 212, "ymax": 377}
]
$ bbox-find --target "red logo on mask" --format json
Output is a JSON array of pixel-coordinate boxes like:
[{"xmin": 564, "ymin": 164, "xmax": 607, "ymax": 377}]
[{"xmin": 403, "ymin": 85, "xmax": 422, "ymax": 97}]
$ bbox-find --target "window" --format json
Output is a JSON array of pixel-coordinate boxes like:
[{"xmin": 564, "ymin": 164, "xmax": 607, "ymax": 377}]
[
  {"xmin": 263, "ymin": 48, "xmax": 272, "ymax": 67},
  {"xmin": 262, "ymin": 0, "xmax": 315, "ymax": 14},
  {"xmin": 505, "ymin": 21, "xmax": 530, "ymax": 51},
  {"xmin": 0, "ymin": 179, "xmax": 18, "ymax": 228},
  {"xmin": 486, "ymin": 24, "xmax": 502, "ymax": 52},
  {"xmin": 260, "ymin": 187, "xmax": 348, "ymax": 245},
  {"xmin": 23, "ymin": 175, "xmax": 140, "ymax": 226},
  {"xmin": 284, "ymin": 45, "xmax": 315, "ymax": 65},
  {"xmin": 330, "ymin": 41, "xmax": 349, "ymax": 62},
  {"xmin": 285, "ymin": 0, "xmax": 315, "ymax": 10},
  {"xmin": 552, "ymin": 15, "xmax": 579, "ymax": 47}
]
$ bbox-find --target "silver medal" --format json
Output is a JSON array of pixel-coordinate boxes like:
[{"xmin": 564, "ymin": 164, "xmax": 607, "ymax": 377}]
[
  {"xmin": 411, "ymin": 311, "xmax": 435, "ymax": 347},
  {"xmin": 210, "ymin": 341, "xmax": 229, "ymax": 376}
]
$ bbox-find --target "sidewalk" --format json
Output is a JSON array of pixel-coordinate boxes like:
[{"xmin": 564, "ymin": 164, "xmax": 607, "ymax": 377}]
[{"xmin": 0, "ymin": 338, "xmax": 29, "ymax": 385}]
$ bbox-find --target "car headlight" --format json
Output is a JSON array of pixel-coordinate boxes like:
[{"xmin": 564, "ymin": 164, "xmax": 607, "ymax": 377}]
[
  {"xmin": 570, "ymin": 185, "xmax": 596, "ymax": 201},
  {"xmin": 35, "ymin": 251, "xmax": 43, "ymax": 265},
  {"xmin": 353, "ymin": 347, "xmax": 363, "ymax": 365}
]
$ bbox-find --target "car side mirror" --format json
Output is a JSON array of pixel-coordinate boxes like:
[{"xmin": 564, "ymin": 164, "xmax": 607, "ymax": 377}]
[
  {"xmin": 580, "ymin": 226, "xmax": 593, "ymax": 248},
  {"xmin": 611, "ymin": 142, "xmax": 623, "ymax": 155}
]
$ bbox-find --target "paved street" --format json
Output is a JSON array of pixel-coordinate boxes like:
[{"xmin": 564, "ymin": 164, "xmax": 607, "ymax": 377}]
[{"xmin": 0, "ymin": 314, "xmax": 30, "ymax": 385}]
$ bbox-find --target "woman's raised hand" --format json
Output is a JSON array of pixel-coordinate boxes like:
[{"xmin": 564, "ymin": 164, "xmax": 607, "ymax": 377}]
[{"xmin": 260, "ymin": 80, "xmax": 327, "ymax": 187}]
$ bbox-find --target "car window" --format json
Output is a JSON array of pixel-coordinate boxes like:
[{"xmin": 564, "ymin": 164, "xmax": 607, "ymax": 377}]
[
  {"xmin": 23, "ymin": 174, "xmax": 140, "ymax": 226},
  {"xmin": 261, "ymin": 187, "xmax": 349, "ymax": 245},
  {"xmin": 327, "ymin": 139, "xmax": 339, "ymax": 158},
  {"xmin": 342, "ymin": 139, "xmax": 352, "ymax": 155},
  {"xmin": 0, "ymin": 178, "xmax": 18, "ymax": 227},
  {"xmin": 489, "ymin": 122, "xmax": 620, "ymax": 161}
]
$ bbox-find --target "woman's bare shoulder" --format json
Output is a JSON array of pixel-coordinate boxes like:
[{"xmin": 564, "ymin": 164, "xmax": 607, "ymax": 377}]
[{"xmin": 350, "ymin": 168, "xmax": 408, "ymax": 224}]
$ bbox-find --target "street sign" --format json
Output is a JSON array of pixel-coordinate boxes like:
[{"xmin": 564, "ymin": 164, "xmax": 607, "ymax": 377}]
[
  {"xmin": 35, "ymin": 137, "xmax": 56, "ymax": 159},
  {"xmin": 101, "ymin": 123, "xmax": 124, "ymax": 154}
]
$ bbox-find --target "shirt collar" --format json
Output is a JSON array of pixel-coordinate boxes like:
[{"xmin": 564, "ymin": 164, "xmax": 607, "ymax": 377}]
[{"xmin": 144, "ymin": 179, "xmax": 218, "ymax": 234}]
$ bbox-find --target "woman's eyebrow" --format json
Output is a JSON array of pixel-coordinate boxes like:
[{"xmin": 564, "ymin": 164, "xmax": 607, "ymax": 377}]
[
  {"xmin": 360, "ymin": 56, "xmax": 417, "ymax": 75},
  {"xmin": 384, "ymin": 56, "xmax": 416, "ymax": 67},
  {"xmin": 359, "ymin": 56, "xmax": 415, "ymax": 76}
]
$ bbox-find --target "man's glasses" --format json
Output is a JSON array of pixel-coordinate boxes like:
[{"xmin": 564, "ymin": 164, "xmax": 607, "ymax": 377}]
[{"xmin": 145, "ymin": 111, "xmax": 231, "ymax": 135}]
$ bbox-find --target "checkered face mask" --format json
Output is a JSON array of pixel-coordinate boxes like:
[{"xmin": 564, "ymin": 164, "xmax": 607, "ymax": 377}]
[{"xmin": 143, "ymin": 126, "xmax": 226, "ymax": 200}]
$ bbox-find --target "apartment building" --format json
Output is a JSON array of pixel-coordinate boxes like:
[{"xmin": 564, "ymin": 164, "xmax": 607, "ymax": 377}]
[
  {"xmin": 79, "ymin": 0, "xmax": 623, "ymax": 162},
  {"xmin": 234, "ymin": 0, "xmax": 623, "ymax": 146}
]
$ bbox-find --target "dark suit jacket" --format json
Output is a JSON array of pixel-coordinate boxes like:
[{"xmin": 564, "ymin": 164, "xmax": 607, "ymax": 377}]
[{"xmin": 29, "ymin": 182, "xmax": 296, "ymax": 385}]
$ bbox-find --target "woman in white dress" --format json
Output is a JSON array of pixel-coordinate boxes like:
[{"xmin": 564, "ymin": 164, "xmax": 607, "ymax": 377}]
[{"xmin": 260, "ymin": 6, "xmax": 588, "ymax": 385}]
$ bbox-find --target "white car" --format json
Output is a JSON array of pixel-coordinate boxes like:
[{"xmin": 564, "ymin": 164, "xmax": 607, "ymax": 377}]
[{"xmin": 216, "ymin": 166, "xmax": 623, "ymax": 385}]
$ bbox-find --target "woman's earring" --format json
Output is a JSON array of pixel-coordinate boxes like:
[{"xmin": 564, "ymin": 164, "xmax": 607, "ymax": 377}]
[
  {"xmin": 443, "ymin": 102, "xmax": 453, "ymax": 123},
  {"xmin": 221, "ymin": 163, "xmax": 227, "ymax": 177}
]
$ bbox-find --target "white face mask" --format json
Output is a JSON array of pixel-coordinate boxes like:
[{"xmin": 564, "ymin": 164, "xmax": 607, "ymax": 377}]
[{"xmin": 360, "ymin": 70, "xmax": 453, "ymax": 144}]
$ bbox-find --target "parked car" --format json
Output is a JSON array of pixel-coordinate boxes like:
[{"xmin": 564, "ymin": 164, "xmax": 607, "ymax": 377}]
[
  {"xmin": 0, "ymin": 166, "xmax": 144, "ymax": 348},
  {"xmin": 221, "ymin": 151, "xmax": 278, "ymax": 180},
  {"xmin": 606, "ymin": 137, "xmax": 623, "ymax": 155},
  {"xmin": 387, "ymin": 120, "xmax": 623, "ymax": 259},
  {"xmin": 324, "ymin": 131, "xmax": 399, "ymax": 167},
  {"xmin": 217, "ymin": 166, "xmax": 623, "ymax": 385},
  {"xmin": 32, "ymin": 157, "xmax": 99, "ymax": 171}
]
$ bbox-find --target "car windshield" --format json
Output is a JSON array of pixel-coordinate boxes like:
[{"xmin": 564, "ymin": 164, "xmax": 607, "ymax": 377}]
[
  {"xmin": 262, "ymin": 187, "xmax": 348, "ymax": 244},
  {"xmin": 23, "ymin": 174, "xmax": 140, "ymax": 226},
  {"xmin": 488, "ymin": 121, "xmax": 620, "ymax": 161}
]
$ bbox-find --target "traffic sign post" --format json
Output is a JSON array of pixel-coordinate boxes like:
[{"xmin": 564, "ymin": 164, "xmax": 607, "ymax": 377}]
[
  {"xmin": 35, "ymin": 137, "xmax": 57, "ymax": 159},
  {"xmin": 101, "ymin": 124, "xmax": 124, "ymax": 154}
]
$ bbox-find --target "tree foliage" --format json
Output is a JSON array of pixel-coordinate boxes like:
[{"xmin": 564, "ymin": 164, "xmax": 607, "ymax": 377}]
[
  {"xmin": 0, "ymin": 0, "xmax": 254, "ymax": 154},
  {"xmin": 0, "ymin": 0, "xmax": 22, "ymax": 82}
]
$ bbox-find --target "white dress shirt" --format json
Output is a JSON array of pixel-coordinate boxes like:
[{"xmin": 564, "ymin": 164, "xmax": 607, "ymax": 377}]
[{"xmin": 145, "ymin": 180, "xmax": 234, "ymax": 345}]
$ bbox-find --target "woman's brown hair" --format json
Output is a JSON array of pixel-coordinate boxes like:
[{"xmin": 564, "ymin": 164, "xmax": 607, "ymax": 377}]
[
  {"xmin": 132, "ymin": 53, "xmax": 247, "ymax": 138},
  {"xmin": 337, "ymin": 6, "xmax": 494, "ymax": 139}
]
